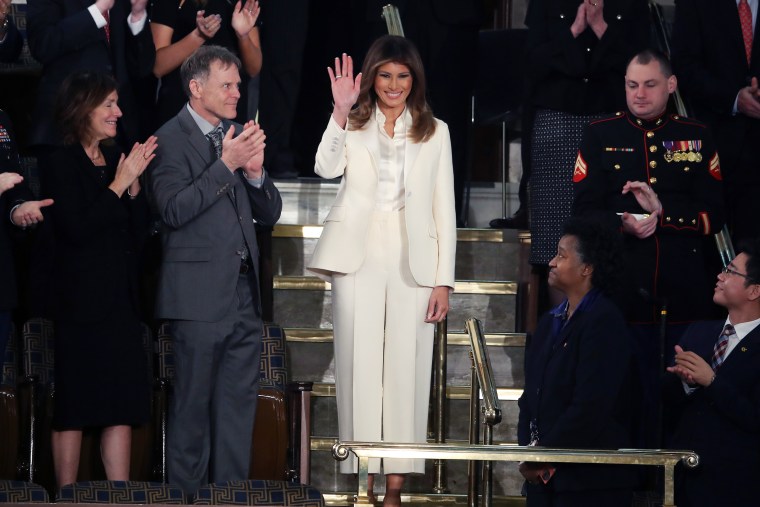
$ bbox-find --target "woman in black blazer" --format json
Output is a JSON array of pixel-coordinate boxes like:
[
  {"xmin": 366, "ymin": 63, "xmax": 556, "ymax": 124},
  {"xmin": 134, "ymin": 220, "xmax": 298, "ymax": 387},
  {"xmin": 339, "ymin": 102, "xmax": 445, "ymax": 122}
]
[
  {"xmin": 47, "ymin": 71, "xmax": 157, "ymax": 487},
  {"xmin": 517, "ymin": 217, "xmax": 637, "ymax": 506}
]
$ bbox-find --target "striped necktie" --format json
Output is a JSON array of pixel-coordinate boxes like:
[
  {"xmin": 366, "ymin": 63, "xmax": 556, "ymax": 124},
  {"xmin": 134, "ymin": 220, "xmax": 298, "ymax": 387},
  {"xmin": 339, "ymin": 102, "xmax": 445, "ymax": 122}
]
[{"xmin": 711, "ymin": 324, "xmax": 735, "ymax": 371}]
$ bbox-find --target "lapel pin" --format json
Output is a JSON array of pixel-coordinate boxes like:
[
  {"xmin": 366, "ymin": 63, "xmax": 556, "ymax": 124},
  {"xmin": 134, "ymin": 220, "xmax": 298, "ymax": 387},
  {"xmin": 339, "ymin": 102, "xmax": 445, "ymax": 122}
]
[{"xmin": 742, "ymin": 347, "xmax": 748, "ymax": 352}]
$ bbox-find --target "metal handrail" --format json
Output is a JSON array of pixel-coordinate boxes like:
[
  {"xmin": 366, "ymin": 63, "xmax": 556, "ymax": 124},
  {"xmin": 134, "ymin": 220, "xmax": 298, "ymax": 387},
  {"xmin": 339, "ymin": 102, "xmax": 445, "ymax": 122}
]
[
  {"xmin": 465, "ymin": 318, "xmax": 502, "ymax": 507},
  {"xmin": 466, "ymin": 318, "xmax": 502, "ymax": 426},
  {"xmin": 381, "ymin": 4, "xmax": 404, "ymax": 37},
  {"xmin": 333, "ymin": 441, "xmax": 699, "ymax": 507}
]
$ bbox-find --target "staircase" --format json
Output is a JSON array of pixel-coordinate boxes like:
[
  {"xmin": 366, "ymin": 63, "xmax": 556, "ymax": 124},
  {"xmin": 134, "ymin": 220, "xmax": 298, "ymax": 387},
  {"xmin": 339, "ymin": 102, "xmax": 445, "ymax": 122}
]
[{"xmin": 271, "ymin": 180, "xmax": 528, "ymax": 505}]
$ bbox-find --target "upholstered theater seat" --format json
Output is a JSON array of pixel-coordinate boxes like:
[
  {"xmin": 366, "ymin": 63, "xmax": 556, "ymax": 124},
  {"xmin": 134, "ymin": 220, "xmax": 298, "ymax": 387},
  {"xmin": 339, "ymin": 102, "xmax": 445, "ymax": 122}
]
[
  {"xmin": 56, "ymin": 480, "xmax": 186, "ymax": 503},
  {"xmin": 192, "ymin": 480, "xmax": 324, "ymax": 506},
  {"xmin": 0, "ymin": 480, "xmax": 50, "ymax": 502},
  {"xmin": 155, "ymin": 322, "xmax": 312, "ymax": 482}
]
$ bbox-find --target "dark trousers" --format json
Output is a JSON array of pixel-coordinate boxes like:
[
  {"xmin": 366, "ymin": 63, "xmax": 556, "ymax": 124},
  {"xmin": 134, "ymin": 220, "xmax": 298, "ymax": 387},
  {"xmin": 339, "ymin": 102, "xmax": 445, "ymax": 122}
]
[{"xmin": 167, "ymin": 272, "xmax": 262, "ymax": 494}]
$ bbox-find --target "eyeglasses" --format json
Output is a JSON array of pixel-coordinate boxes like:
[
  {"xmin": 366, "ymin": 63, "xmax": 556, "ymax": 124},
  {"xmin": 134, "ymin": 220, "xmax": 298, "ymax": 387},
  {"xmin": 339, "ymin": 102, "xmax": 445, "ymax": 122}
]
[{"xmin": 722, "ymin": 266, "xmax": 755, "ymax": 282}]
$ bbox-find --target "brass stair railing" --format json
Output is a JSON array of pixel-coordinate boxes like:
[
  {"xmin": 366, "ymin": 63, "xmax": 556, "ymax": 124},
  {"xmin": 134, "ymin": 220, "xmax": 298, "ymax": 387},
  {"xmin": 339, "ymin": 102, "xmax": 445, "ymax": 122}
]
[
  {"xmin": 333, "ymin": 442, "xmax": 699, "ymax": 507},
  {"xmin": 465, "ymin": 318, "xmax": 502, "ymax": 507}
]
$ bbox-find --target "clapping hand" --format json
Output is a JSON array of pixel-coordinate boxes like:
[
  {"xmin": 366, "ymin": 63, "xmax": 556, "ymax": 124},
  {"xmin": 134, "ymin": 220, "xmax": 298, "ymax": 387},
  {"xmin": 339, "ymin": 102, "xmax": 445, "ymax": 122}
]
[
  {"xmin": 0, "ymin": 172, "xmax": 23, "ymax": 195},
  {"xmin": 195, "ymin": 10, "xmax": 222, "ymax": 40},
  {"xmin": 738, "ymin": 77, "xmax": 760, "ymax": 119},
  {"xmin": 110, "ymin": 136, "xmax": 158, "ymax": 197},
  {"xmin": 328, "ymin": 53, "xmax": 362, "ymax": 129},
  {"xmin": 621, "ymin": 180, "xmax": 663, "ymax": 215},
  {"xmin": 240, "ymin": 121, "xmax": 266, "ymax": 179},
  {"xmin": 221, "ymin": 123, "xmax": 264, "ymax": 172},
  {"xmin": 11, "ymin": 199, "xmax": 54, "ymax": 228},
  {"xmin": 666, "ymin": 345, "xmax": 715, "ymax": 387}
]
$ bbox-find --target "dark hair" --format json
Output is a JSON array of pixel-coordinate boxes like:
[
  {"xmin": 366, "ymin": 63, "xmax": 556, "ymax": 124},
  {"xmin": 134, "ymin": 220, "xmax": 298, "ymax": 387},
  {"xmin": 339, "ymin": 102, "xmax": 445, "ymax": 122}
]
[
  {"xmin": 738, "ymin": 238, "xmax": 760, "ymax": 286},
  {"xmin": 180, "ymin": 45, "xmax": 242, "ymax": 98},
  {"xmin": 55, "ymin": 71, "xmax": 119, "ymax": 145},
  {"xmin": 349, "ymin": 35, "xmax": 436, "ymax": 143},
  {"xmin": 561, "ymin": 217, "xmax": 624, "ymax": 295},
  {"xmin": 629, "ymin": 49, "xmax": 674, "ymax": 78}
]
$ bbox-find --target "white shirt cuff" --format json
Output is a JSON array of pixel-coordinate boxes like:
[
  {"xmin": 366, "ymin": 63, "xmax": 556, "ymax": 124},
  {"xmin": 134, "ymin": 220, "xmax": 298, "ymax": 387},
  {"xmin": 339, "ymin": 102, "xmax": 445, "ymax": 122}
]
[
  {"xmin": 681, "ymin": 380, "xmax": 699, "ymax": 395},
  {"xmin": 733, "ymin": 93, "xmax": 740, "ymax": 116},
  {"xmin": 88, "ymin": 4, "xmax": 107, "ymax": 28},
  {"xmin": 245, "ymin": 169, "xmax": 266, "ymax": 188},
  {"xmin": 9, "ymin": 203, "xmax": 22, "ymax": 227}
]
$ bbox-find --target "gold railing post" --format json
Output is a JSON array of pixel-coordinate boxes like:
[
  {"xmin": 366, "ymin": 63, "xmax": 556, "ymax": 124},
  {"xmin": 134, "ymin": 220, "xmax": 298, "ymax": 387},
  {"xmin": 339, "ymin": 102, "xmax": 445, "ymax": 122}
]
[
  {"xmin": 432, "ymin": 319, "xmax": 449, "ymax": 494},
  {"xmin": 467, "ymin": 350, "xmax": 480, "ymax": 507},
  {"xmin": 355, "ymin": 456, "xmax": 372, "ymax": 505},
  {"xmin": 482, "ymin": 425, "xmax": 493, "ymax": 507}
]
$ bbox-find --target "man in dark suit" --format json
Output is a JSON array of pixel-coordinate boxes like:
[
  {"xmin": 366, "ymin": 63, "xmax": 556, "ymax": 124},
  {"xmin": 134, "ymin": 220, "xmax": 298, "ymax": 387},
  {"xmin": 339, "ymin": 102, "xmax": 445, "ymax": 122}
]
[
  {"xmin": 666, "ymin": 238, "xmax": 760, "ymax": 506},
  {"xmin": 26, "ymin": 0, "xmax": 155, "ymax": 149},
  {"xmin": 672, "ymin": 0, "xmax": 760, "ymax": 244},
  {"xmin": 149, "ymin": 45, "xmax": 282, "ymax": 495}
]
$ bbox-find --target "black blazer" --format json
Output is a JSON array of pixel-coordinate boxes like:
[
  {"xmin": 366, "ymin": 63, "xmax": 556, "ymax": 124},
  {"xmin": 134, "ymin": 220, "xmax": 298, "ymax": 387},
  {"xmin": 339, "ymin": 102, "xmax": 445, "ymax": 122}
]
[
  {"xmin": 47, "ymin": 144, "xmax": 149, "ymax": 322},
  {"xmin": 0, "ymin": 110, "xmax": 31, "ymax": 311},
  {"xmin": 524, "ymin": 0, "xmax": 649, "ymax": 114},
  {"xmin": 517, "ymin": 293, "xmax": 637, "ymax": 493},
  {"xmin": 665, "ymin": 320, "xmax": 760, "ymax": 506},
  {"xmin": 672, "ymin": 0, "xmax": 760, "ymax": 183},
  {"xmin": 0, "ymin": 16, "xmax": 23, "ymax": 63},
  {"xmin": 26, "ymin": 0, "xmax": 155, "ymax": 148}
]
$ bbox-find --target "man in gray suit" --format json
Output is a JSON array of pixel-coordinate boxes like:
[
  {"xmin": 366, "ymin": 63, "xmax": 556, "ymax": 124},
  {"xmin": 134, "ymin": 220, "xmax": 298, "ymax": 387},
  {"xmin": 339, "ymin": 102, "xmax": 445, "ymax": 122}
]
[{"xmin": 149, "ymin": 45, "xmax": 282, "ymax": 494}]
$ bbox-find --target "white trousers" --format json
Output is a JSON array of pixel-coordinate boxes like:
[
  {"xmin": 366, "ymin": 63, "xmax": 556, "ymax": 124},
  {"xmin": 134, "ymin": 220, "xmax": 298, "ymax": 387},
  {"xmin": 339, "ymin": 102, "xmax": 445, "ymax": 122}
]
[{"xmin": 332, "ymin": 209, "xmax": 434, "ymax": 475}]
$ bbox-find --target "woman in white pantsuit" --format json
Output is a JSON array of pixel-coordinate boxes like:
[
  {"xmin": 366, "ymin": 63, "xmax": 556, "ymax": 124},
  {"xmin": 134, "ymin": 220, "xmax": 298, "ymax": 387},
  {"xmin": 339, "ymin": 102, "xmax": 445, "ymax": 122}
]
[{"xmin": 307, "ymin": 35, "xmax": 456, "ymax": 505}]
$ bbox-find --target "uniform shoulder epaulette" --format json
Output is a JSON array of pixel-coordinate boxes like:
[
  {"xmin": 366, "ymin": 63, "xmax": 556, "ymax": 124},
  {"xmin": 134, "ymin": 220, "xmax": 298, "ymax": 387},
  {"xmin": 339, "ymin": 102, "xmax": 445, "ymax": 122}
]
[
  {"xmin": 670, "ymin": 114, "xmax": 707, "ymax": 128},
  {"xmin": 589, "ymin": 111, "xmax": 626, "ymax": 126}
]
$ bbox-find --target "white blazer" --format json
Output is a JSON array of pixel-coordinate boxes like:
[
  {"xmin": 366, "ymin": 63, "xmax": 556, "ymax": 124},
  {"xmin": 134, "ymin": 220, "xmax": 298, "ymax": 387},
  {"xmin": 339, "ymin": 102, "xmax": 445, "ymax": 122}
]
[{"xmin": 307, "ymin": 110, "xmax": 457, "ymax": 289}]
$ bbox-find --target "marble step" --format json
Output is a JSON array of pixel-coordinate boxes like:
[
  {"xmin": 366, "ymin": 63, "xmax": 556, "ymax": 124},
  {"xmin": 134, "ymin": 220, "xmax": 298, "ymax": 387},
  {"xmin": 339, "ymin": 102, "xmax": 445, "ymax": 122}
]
[
  {"xmin": 271, "ymin": 226, "xmax": 528, "ymax": 282},
  {"xmin": 286, "ymin": 336, "xmax": 525, "ymax": 388},
  {"xmin": 273, "ymin": 277, "xmax": 519, "ymax": 333}
]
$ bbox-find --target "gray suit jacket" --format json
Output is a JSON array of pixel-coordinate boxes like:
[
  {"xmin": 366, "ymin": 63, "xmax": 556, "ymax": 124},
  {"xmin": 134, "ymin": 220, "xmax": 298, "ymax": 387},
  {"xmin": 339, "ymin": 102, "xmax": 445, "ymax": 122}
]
[{"xmin": 150, "ymin": 106, "xmax": 282, "ymax": 322}]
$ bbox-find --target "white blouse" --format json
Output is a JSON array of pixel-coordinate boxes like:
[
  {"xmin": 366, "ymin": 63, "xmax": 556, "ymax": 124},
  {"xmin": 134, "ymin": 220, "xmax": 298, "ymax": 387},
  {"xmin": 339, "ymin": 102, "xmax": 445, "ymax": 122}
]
[{"xmin": 373, "ymin": 107, "xmax": 407, "ymax": 211}]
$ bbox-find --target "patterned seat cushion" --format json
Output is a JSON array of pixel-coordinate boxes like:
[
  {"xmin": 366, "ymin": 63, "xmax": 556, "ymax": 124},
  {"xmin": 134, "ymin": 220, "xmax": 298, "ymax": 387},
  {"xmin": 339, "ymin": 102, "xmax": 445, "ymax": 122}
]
[
  {"xmin": 193, "ymin": 480, "xmax": 324, "ymax": 506},
  {"xmin": 260, "ymin": 323, "xmax": 287, "ymax": 386},
  {"xmin": 0, "ymin": 480, "xmax": 50, "ymax": 502},
  {"xmin": 1, "ymin": 322, "xmax": 17, "ymax": 386},
  {"xmin": 22, "ymin": 318, "xmax": 55, "ymax": 385},
  {"xmin": 56, "ymin": 480, "xmax": 187, "ymax": 504}
]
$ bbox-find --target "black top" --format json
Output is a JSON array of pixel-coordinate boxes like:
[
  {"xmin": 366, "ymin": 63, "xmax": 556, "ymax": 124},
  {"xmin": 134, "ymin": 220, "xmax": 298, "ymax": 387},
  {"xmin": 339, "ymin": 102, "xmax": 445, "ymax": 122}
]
[
  {"xmin": 47, "ymin": 143, "xmax": 149, "ymax": 321},
  {"xmin": 151, "ymin": 0, "xmax": 248, "ymax": 125},
  {"xmin": 524, "ymin": 0, "xmax": 649, "ymax": 114}
]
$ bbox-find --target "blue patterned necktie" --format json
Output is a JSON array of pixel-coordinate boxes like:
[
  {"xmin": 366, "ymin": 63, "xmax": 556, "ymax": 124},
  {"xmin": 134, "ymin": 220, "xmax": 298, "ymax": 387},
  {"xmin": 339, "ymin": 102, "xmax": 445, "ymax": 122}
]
[
  {"xmin": 207, "ymin": 126, "xmax": 223, "ymax": 159},
  {"xmin": 711, "ymin": 324, "xmax": 735, "ymax": 371}
]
